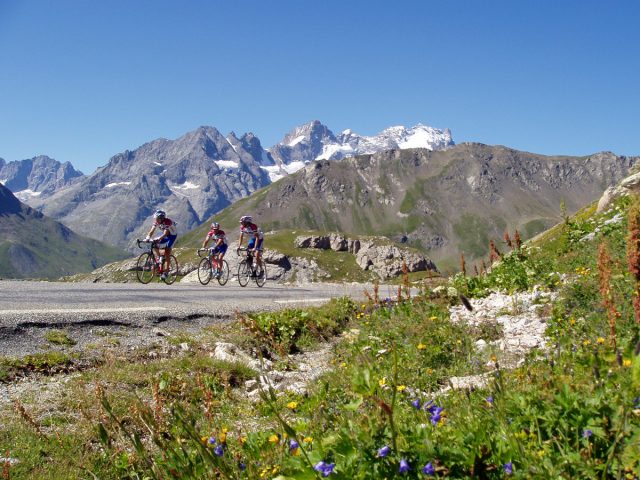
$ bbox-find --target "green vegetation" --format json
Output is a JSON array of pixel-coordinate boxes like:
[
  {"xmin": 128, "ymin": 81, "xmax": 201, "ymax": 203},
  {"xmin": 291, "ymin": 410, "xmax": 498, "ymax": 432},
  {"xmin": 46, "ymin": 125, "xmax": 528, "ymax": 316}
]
[
  {"xmin": 453, "ymin": 214, "xmax": 491, "ymax": 258},
  {"xmin": 2, "ymin": 196, "xmax": 640, "ymax": 478},
  {"xmin": 45, "ymin": 330, "xmax": 77, "ymax": 346}
]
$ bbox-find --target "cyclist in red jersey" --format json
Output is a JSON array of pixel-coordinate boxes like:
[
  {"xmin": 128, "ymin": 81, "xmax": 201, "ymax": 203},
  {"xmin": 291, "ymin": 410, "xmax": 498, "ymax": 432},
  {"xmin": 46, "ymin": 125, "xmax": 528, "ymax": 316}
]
[{"xmin": 201, "ymin": 221, "xmax": 228, "ymax": 278}]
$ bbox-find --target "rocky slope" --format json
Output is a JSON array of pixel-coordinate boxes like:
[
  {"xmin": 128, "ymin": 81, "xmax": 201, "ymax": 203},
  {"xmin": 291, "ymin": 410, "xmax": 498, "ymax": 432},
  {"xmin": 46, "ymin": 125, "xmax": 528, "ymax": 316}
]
[
  {"xmin": 0, "ymin": 155, "xmax": 84, "ymax": 202},
  {"xmin": 23, "ymin": 127, "xmax": 274, "ymax": 251},
  {"xmin": 193, "ymin": 143, "xmax": 638, "ymax": 271},
  {"xmin": 0, "ymin": 184, "xmax": 128, "ymax": 279}
]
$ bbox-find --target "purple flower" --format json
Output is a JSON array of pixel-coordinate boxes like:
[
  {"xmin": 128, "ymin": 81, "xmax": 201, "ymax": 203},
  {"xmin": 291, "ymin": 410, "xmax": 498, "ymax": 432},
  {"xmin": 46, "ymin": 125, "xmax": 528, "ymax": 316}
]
[
  {"xmin": 314, "ymin": 461, "xmax": 335, "ymax": 477},
  {"xmin": 633, "ymin": 396, "xmax": 640, "ymax": 408},
  {"xmin": 290, "ymin": 439, "xmax": 299, "ymax": 450},
  {"xmin": 486, "ymin": 395, "xmax": 494, "ymax": 404},
  {"xmin": 208, "ymin": 437, "xmax": 216, "ymax": 445},
  {"xmin": 582, "ymin": 429, "xmax": 593, "ymax": 439},
  {"xmin": 238, "ymin": 462, "xmax": 246, "ymax": 471},
  {"xmin": 377, "ymin": 445, "xmax": 391, "ymax": 457},
  {"xmin": 411, "ymin": 398, "xmax": 421, "ymax": 409},
  {"xmin": 429, "ymin": 406, "xmax": 444, "ymax": 425},
  {"xmin": 399, "ymin": 458, "xmax": 410, "ymax": 473},
  {"xmin": 503, "ymin": 462, "xmax": 513, "ymax": 475},
  {"xmin": 214, "ymin": 444, "xmax": 224, "ymax": 457},
  {"xmin": 422, "ymin": 462, "xmax": 435, "ymax": 475}
]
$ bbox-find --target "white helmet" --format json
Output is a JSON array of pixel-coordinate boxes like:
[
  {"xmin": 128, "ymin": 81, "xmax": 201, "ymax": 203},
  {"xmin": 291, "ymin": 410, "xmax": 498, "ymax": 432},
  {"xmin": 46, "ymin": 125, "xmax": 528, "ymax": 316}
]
[
  {"xmin": 240, "ymin": 215, "xmax": 252, "ymax": 224},
  {"xmin": 153, "ymin": 210, "xmax": 166, "ymax": 220}
]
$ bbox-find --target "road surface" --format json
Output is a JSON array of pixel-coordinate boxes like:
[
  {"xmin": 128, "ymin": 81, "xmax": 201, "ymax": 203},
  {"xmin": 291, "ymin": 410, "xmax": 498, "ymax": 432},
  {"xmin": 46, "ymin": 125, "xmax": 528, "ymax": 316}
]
[{"xmin": 0, "ymin": 279, "xmax": 398, "ymax": 357}]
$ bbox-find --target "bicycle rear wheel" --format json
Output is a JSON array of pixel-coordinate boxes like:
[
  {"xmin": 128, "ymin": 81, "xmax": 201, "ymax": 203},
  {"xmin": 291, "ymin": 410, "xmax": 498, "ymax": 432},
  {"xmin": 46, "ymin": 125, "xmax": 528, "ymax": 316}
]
[
  {"xmin": 237, "ymin": 260, "xmax": 250, "ymax": 287},
  {"xmin": 198, "ymin": 258, "xmax": 212, "ymax": 285},
  {"xmin": 163, "ymin": 255, "xmax": 179, "ymax": 284},
  {"xmin": 136, "ymin": 252, "xmax": 155, "ymax": 284},
  {"xmin": 255, "ymin": 259, "xmax": 267, "ymax": 287},
  {"xmin": 217, "ymin": 260, "xmax": 230, "ymax": 286}
]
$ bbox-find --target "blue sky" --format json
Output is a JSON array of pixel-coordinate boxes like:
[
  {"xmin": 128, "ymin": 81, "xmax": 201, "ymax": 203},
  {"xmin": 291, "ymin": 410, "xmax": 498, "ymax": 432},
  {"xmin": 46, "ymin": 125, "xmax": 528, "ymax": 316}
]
[{"xmin": 0, "ymin": 0, "xmax": 638, "ymax": 174}]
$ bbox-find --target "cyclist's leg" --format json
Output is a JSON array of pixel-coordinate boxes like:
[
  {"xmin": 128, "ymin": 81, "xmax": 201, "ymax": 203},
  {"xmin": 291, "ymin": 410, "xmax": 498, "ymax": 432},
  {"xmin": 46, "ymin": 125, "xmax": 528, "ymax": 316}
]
[{"xmin": 255, "ymin": 239, "xmax": 264, "ymax": 271}]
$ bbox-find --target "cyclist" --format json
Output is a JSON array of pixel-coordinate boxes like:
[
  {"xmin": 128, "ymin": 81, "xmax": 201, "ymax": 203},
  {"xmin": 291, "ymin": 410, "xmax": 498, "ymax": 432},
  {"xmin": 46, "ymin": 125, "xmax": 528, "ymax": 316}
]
[
  {"xmin": 202, "ymin": 221, "xmax": 228, "ymax": 277},
  {"xmin": 145, "ymin": 210, "xmax": 178, "ymax": 280},
  {"xmin": 237, "ymin": 215, "xmax": 264, "ymax": 276}
]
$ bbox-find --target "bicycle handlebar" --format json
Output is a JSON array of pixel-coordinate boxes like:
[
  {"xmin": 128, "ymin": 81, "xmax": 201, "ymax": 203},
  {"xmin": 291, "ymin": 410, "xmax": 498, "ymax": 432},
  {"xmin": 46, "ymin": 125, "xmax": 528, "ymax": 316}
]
[{"xmin": 137, "ymin": 239, "xmax": 155, "ymax": 249}]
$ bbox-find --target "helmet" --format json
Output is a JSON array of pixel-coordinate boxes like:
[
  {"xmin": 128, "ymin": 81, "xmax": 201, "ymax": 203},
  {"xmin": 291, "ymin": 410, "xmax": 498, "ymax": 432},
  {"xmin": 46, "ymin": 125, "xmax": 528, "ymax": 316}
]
[
  {"xmin": 240, "ymin": 215, "xmax": 252, "ymax": 224},
  {"xmin": 211, "ymin": 221, "xmax": 220, "ymax": 229},
  {"xmin": 153, "ymin": 210, "xmax": 166, "ymax": 220}
]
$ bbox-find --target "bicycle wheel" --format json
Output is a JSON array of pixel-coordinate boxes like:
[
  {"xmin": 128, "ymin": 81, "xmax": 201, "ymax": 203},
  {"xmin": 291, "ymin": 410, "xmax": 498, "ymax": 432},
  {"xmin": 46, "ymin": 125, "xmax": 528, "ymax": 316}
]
[
  {"xmin": 136, "ymin": 252, "xmax": 155, "ymax": 284},
  {"xmin": 217, "ymin": 260, "xmax": 230, "ymax": 286},
  {"xmin": 163, "ymin": 255, "xmax": 179, "ymax": 285},
  {"xmin": 255, "ymin": 259, "xmax": 267, "ymax": 287},
  {"xmin": 198, "ymin": 258, "xmax": 212, "ymax": 285},
  {"xmin": 237, "ymin": 260, "xmax": 251, "ymax": 287}
]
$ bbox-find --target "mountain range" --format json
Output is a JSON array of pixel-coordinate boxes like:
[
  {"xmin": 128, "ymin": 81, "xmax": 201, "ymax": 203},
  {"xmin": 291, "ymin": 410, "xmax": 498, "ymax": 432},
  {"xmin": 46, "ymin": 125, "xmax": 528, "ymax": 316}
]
[
  {"xmin": 0, "ymin": 182, "xmax": 128, "ymax": 279},
  {"xmin": 2, "ymin": 121, "xmax": 454, "ymax": 250},
  {"xmin": 188, "ymin": 143, "xmax": 638, "ymax": 271}
]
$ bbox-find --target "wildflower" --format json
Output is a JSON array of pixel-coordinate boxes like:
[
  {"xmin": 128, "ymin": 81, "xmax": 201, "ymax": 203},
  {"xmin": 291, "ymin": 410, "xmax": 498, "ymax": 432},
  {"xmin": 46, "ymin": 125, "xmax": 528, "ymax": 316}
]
[
  {"xmin": 411, "ymin": 398, "xmax": 421, "ymax": 409},
  {"xmin": 314, "ymin": 461, "xmax": 335, "ymax": 477},
  {"xmin": 377, "ymin": 445, "xmax": 391, "ymax": 457},
  {"xmin": 200, "ymin": 436, "xmax": 209, "ymax": 445},
  {"xmin": 569, "ymin": 317, "xmax": 576, "ymax": 325},
  {"xmin": 218, "ymin": 431, "xmax": 227, "ymax": 444},
  {"xmin": 379, "ymin": 377, "xmax": 387, "ymax": 387},
  {"xmin": 422, "ymin": 462, "xmax": 435, "ymax": 476},
  {"xmin": 214, "ymin": 445, "xmax": 224, "ymax": 457},
  {"xmin": 634, "ymin": 397, "xmax": 640, "ymax": 409},
  {"xmin": 240, "ymin": 436, "xmax": 247, "ymax": 445},
  {"xmin": 597, "ymin": 337, "xmax": 606, "ymax": 345},
  {"xmin": 287, "ymin": 401, "xmax": 298, "ymax": 410},
  {"xmin": 340, "ymin": 362, "xmax": 347, "ymax": 368},
  {"xmin": 583, "ymin": 339, "xmax": 591, "ymax": 346},
  {"xmin": 397, "ymin": 385, "xmax": 407, "ymax": 392},
  {"xmin": 399, "ymin": 458, "xmax": 410, "ymax": 473},
  {"xmin": 582, "ymin": 429, "xmax": 593, "ymax": 439},
  {"xmin": 289, "ymin": 439, "xmax": 299, "ymax": 451},
  {"xmin": 490, "ymin": 355, "xmax": 497, "ymax": 362},
  {"xmin": 268, "ymin": 434, "xmax": 279, "ymax": 444},
  {"xmin": 623, "ymin": 359, "xmax": 632, "ymax": 367},
  {"xmin": 486, "ymin": 396, "xmax": 494, "ymax": 405},
  {"xmin": 417, "ymin": 343, "xmax": 427, "ymax": 350},
  {"xmin": 429, "ymin": 316, "xmax": 438, "ymax": 321},
  {"xmin": 426, "ymin": 405, "xmax": 444, "ymax": 425},
  {"xmin": 303, "ymin": 436, "xmax": 313, "ymax": 444},
  {"xmin": 238, "ymin": 462, "xmax": 246, "ymax": 471},
  {"xmin": 208, "ymin": 436, "xmax": 216, "ymax": 445},
  {"xmin": 426, "ymin": 368, "xmax": 433, "ymax": 374},
  {"xmin": 503, "ymin": 462, "xmax": 513, "ymax": 475}
]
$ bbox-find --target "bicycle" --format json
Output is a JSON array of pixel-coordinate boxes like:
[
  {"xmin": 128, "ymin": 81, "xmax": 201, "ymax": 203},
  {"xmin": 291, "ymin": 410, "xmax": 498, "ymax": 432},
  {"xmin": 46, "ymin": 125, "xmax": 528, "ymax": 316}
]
[
  {"xmin": 135, "ymin": 239, "xmax": 179, "ymax": 284},
  {"xmin": 196, "ymin": 248, "xmax": 230, "ymax": 286},
  {"xmin": 236, "ymin": 247, "xmax": 267, "ymax": 287}
]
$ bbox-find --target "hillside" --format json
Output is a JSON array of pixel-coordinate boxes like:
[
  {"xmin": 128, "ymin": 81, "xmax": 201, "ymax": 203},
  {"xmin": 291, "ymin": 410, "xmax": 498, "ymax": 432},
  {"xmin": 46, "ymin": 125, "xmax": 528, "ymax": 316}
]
[
  {"xmin": 180, "ymin": 143, "xmax": 638, "ymax": 271},
  {"xmin": 0, "ymin": 183, "xmax": 128, "ymax": 279}
]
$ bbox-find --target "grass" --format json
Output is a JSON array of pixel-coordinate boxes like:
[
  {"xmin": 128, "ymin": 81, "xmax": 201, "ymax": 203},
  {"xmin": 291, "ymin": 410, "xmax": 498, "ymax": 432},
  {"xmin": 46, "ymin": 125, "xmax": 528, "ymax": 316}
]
[
  {"xmin": 44, "ymin": 330, "xmax": 77, "ymax": 346},
  {"xmin": 2, "ymin": 196, "xmax": 640, "ymax": 478}
]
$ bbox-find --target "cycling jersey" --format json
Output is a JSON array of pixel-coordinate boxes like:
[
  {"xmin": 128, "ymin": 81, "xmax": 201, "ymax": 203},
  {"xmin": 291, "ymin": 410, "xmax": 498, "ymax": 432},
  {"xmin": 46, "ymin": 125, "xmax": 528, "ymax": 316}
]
[
  {"xmin": 240, "ymin": 222, "xmax": 263, "ymax": 239},
  {"xmin": 153, "ymin": 218, "xmax": 178, "ymax": 236},
  {"xmin": 206, "ymin": 228, "xmax": 227, "ymax": 244}
]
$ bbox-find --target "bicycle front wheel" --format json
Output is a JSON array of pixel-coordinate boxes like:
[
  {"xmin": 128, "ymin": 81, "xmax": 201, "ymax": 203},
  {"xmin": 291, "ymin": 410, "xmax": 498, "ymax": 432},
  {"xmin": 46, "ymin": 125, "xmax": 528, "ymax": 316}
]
[
  {"xmin": 136, "ymin": 252, "xmax": 155, "ymax": 284},
  {"xmin": 217, "ymin": 260, "xmax": 230, "ymax": 286},
  {"xmin": 237, "ymin": 260, "xmax": 250, "ymax": 287},
  {"xmin": 198, "ymin": 258, "xmax": 212, "ymax": 285},
  {"xmin": 255, "ymin": 259, "xmax": 267, "ymax": 287},
  {"xmin": 163, "ymin": 255, "xmax": 179, "ymax": 285}
]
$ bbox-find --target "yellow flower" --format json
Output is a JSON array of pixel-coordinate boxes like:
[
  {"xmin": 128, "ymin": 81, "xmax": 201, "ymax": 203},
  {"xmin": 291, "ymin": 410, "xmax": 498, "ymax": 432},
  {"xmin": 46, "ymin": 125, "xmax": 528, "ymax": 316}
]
[
  {"xmin": 268, "ymin": 434, "xmax": 279, "ymax": 444},
  {"xmin": 456, "ymin": 339, "xmax": 462, "ymax": 345},
  {"xmin": 287, "ymin": 401, "xmax": 298, "ymax": 410},
  {"xmin": 426, "ymin": 368, "xmax": 433, "ymax": 374},
  {"xmin": 218, "ymin": 432, "xmax": 227, "ymax": 444},
  {"xmin": 490, "ymin": 355, "xmax": 497, "ymax": 362},
  {"xmin": 291, "ymin": 447, "xmax": 301, "ymax": 456},
  {"xmin": 623, "ymin": 359, "xmax": 632, "ymax": 367},
  {"xmin": 340, "ymin": 362, "xmax": 347, "ymax": 368},
  {"xmin": 429, "ymin": 316, "xmax": 438, "ymax": 321},
  {"xmin": 583, "ymin": 339, "xmax": 591, "ymax": 346},
  {"xmin": 240, "ymin": 436, "xmax": 248, "ymax": 445},
  {"xmin": 200, "ymin": 436, "xmax": 209, "ymax": 445},
  {"xmin": 569, "ymin": 318, "xmax": 576, "ymax": 325},
  {"xmin": 379, "ymin": 377, "xmax": 387, "ymax": 387},
  {"xmin": 417, "ymin": 343, "xmax": 427, "ymax": 350},
  {"xmin": 397, "ymin": 385, "xmax": 407, "ymax": 392},
  {"xmin": 597, "ymin": 337, "xmax": 606, "ymax": 345},
  {"xmin": 303, "ymin": 436, "xmax": 313, "ymax": 444},
  {"xmin": 272, "ymin": 466, "xmax": 280, "ymax": 474}
]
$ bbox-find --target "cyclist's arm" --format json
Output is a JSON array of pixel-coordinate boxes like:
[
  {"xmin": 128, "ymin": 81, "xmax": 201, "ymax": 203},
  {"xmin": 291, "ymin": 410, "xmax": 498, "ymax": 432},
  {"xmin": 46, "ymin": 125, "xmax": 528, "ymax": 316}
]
[
  {"xmin": 145, "ymin": 225, "xmax": 156, "ymax": 240},
  {"xmin": 202, "ymin": 234, "xmax": 211, "ymax": 248},
  {"xmin": 156, "ymin": 227, "xmax": 169, "ymax": 241},
  {"xmin": 238, "ymin": 232, "xmax": 244, "ymax": 247}
]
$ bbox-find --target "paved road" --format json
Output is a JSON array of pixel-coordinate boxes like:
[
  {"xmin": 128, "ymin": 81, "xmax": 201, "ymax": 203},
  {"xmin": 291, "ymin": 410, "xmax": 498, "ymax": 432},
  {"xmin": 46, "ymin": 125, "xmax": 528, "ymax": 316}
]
[{"xmin": 0, "ymin": 280, "xmax": 391, "ymax": 357}]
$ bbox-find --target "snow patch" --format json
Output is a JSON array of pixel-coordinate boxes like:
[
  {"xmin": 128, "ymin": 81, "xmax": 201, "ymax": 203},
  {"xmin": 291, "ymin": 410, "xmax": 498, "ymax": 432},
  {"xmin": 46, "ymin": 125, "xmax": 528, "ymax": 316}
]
[
  {"xmin": 171, "ymin": 181, "xmax": 199, "ymax": 190},
  {"xmin": 261, "ymin": 166, "xmax": 285, "ymax": 182},
  {"xmin": 14, "ymin": 189, "xmax": 42, "ymax": 201},
  {"xmin": 105, "ymin": 182, "xmax": 132, "ymax": 188},
  {"xmin": 215, "ymin": 160, "xmax": 239, "ymax": 169},
  {"xmin": 153, "ymin": 162, "xmax": 162, "ymax": 166},
  {"xmin": 287, "ymin": 135, "xmax": 305, "ymax": 147}
]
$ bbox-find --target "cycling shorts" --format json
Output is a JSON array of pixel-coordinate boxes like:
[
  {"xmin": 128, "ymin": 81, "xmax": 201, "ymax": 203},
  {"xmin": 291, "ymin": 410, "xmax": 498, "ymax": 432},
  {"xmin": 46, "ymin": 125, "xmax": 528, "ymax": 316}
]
[
  {"xmin": 156, "ymin": 234, "xmax": 177, "ymax": 249},
  {"xmin": 247, "ymin": 238, "xmax": 263, "ymax": 251},
  {"xmin": 212, "ymin": 244, "xmax": 228, "ymax": 255}
]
